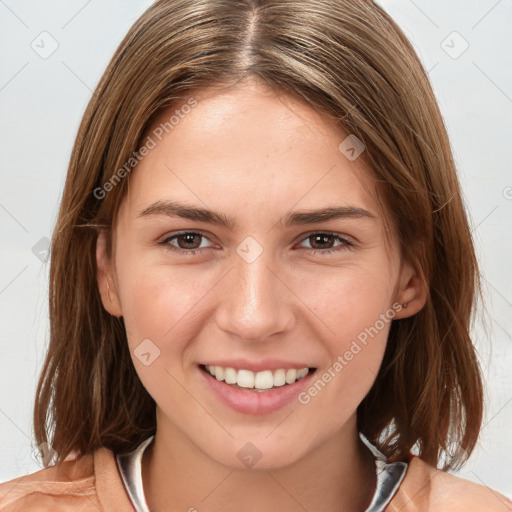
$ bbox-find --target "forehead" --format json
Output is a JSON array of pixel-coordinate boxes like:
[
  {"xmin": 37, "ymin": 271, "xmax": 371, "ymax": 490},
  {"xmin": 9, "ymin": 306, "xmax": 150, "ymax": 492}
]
[{"xmin": 121, "ymin": 82, "xmax": 383, "ymax": 226}]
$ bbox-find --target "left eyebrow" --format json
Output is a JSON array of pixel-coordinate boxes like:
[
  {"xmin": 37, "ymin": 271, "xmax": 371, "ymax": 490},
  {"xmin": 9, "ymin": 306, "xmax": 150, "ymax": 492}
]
[
  {"xmin": 137, "ymin": 199, "xmax": 377, "ymax": 230},
  {"xmin": 280, "ymin": 206, "xmax": 377, "ymax": 226}
]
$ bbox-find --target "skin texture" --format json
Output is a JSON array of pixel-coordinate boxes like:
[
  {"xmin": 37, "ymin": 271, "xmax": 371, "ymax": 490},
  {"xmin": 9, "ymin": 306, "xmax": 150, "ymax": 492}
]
[{"xmin": 96, "ymin": 79, "xmax": 427, "ymax": 512}]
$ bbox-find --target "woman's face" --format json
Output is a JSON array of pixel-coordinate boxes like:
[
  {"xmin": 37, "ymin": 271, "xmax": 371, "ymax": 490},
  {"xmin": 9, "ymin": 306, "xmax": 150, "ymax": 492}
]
[{"xmin": 97, "ymin": 80, "xmax": 422, "ymax": 469}]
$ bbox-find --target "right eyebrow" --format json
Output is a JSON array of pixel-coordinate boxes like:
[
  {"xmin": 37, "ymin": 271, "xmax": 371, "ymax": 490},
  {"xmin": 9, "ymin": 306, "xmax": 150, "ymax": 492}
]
[{"xmin": 138, "ymin": 200, "xmax": 236, "ymax": 230}]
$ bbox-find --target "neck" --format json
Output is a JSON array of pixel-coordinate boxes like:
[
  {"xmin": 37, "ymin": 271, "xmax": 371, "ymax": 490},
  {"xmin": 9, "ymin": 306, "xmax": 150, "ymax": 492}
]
[{"xmin": 141, "ymin": 416, "xmax": 376, "ymax": 512}]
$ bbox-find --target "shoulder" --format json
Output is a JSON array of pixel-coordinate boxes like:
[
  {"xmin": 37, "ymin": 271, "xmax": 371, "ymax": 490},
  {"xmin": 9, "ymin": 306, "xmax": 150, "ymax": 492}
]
[
  {"xmin": 0, "ymin": 447, "xmax": 133, "ymax": 511},
  {"xmin": 388, "ymin": 455, "xmax": 512, "ymax": 512}
]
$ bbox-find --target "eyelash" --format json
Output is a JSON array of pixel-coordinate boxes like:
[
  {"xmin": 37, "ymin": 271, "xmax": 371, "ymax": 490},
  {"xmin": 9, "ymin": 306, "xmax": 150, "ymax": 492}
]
[{"xmin": 158, "ymin": 231, "xmax": 355, "ymax": 256}]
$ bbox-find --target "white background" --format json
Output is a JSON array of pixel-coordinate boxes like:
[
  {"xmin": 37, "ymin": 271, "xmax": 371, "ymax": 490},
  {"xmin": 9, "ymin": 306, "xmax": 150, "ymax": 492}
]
[{"xmin": 0, "ymin": 0, "xmax": 511, "ymax": 500}]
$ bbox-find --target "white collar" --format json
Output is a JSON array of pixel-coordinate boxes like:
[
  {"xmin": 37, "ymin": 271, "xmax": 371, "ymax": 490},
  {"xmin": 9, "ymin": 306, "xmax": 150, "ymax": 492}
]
[{"xmin": 116, "ymin": 434, "xmax": 408, "ymax": 512}]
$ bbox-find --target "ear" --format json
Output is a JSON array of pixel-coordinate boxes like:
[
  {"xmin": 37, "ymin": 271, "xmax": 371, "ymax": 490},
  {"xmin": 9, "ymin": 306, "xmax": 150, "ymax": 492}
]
[
  {"xmin": 393, "ymin": 259, "xmax": 428, "ymax": 320},
  {"xmin": 96, "ymin": 230, "xmax": 123, "ymax": 318}
]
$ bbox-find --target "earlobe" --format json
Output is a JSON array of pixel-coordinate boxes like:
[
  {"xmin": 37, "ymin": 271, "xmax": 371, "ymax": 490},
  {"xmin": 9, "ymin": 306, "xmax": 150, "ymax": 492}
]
[
  {"xmin": 393, "ymin": 261, "xmax": 428, "ymax": 319},
  {"xmin": 95, "ymin": 230, "xmax": 123, "ymax": 318}
]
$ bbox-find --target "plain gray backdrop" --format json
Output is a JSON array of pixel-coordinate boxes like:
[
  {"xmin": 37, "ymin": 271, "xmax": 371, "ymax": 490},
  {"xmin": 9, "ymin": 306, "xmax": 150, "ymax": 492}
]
[{"xmin": 1, "ymin": 0, "xmax": 511, "ymax": 500}]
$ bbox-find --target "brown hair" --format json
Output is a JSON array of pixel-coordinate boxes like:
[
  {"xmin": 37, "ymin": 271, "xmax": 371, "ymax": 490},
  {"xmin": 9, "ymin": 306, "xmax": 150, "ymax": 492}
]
[{"xmin": 34, "ymin": 0, "xmax": 483, "ymax": 471}]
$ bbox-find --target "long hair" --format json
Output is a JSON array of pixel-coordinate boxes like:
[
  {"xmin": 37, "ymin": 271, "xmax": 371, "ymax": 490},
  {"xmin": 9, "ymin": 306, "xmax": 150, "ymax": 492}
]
[{"xmin": 33, "ymin": 0, "xmax": 483, "ymax": 471}]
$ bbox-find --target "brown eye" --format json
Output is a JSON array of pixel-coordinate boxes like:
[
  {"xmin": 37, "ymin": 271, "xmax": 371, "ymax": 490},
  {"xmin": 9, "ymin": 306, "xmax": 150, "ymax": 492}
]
[
  {"xmin": 298, "ymin": 232, "xmax": 354, "ymax": 255},
  {"xmin": 160, "ymin": 231, "xmax": 213, "ymax": 255},
  {"xmin": 174, "ymin": 233, "xmax": 202, "ymax": 249},
  {"xmin": 308, "ymin": 233, "xmax": 336, "ymax": 250}
]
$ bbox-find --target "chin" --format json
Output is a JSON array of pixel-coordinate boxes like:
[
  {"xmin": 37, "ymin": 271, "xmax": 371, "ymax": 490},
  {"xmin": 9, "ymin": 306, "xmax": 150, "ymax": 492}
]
[{"xmin": 200, "ymin": 433, "xmax": 311, "ymax": 471}]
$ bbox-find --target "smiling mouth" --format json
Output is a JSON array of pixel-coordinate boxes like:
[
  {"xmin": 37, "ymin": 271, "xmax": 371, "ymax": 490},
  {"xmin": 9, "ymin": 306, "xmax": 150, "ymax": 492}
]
[{"xmin": 199, "ymin": 364, "xmax": 317, "ymax": 392}]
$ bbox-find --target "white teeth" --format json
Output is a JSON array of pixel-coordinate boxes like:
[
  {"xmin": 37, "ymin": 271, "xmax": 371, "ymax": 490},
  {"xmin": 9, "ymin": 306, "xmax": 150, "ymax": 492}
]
[
  {"xmin": 297, "ymin": 368, "xmax": 308, "ymax": 379},
  {"xmin": 214, "ymin": 366, "xmax": 224, "ymax": 381},
  {"xmin": 204, "ymin": 365, "xmax": 311, "ymax": 390},
  {"xmin": 273, "ymin": 369, "xmax": 286, "ymax": 387},
  {"xmin": 285, "ymin": 369, "xmax": 297, "ymax": 384},
  {"xmin": 237, "ymin": 369, "xmax": 255, "ymax": 388},
  {"xmin": 254, "ymin": 370, "xmax": 273, "ymax": 389},
  {"xmin": 224, "ymin": 367, "xmax": 237, "ymax": 384}
]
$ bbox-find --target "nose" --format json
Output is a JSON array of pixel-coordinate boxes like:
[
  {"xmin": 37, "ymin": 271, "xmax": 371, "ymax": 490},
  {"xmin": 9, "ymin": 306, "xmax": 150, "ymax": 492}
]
[{"xmin": 214, "ymin": 248, "xmax": 296, "ymax": 343}]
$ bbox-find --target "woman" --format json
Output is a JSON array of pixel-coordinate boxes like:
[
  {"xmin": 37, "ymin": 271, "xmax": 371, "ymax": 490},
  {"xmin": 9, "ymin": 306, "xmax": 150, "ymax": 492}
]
[{"xmin": 1, "ymin": 0, "xmax": 510, "ymax": 510}]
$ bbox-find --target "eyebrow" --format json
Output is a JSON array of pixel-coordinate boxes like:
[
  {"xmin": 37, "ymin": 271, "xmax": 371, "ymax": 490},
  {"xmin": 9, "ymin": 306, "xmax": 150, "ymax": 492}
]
[{"xmin": 137, "ymin": 200, "xmax": 377, "ymax": 230}]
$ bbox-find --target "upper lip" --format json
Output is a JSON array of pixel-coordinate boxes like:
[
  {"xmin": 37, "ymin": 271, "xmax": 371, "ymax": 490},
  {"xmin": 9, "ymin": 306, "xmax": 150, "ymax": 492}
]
[{"xmin": 200, "ymin": 359, "xmax": 317, "ymax": 373}]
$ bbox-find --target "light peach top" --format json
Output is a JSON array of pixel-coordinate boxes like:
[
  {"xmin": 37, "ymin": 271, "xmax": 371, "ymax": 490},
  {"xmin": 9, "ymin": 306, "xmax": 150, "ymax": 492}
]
[{"xmin": 0, "ymin": 446, "xmax": 511, "ymax": 511}]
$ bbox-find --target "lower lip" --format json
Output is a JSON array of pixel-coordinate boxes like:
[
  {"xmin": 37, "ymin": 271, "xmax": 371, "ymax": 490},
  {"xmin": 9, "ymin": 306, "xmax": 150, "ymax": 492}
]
[{"xmin": 198, "ymin": 365, "xmax": 317, "ymax": 415}]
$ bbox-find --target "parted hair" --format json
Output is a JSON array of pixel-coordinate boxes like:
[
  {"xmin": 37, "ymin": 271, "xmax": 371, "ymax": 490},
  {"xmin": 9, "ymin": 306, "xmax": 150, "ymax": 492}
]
[{"xmin": 33, "ymin": 0, "xmax": 483, "ymax": 471}]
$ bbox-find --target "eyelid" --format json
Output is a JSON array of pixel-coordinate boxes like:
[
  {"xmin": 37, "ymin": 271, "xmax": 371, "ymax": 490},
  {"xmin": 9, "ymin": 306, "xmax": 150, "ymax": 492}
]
[
  {"xmin": 159, "ymin": 229, "xmax": 218, "ymax": 248},
  {"xmin": 159, "ymin": 229, "xmax": 356, "ymax": 255},
  {"xmin": 296, "ymin": 230, "xmax": 356, "ymax": 246}
]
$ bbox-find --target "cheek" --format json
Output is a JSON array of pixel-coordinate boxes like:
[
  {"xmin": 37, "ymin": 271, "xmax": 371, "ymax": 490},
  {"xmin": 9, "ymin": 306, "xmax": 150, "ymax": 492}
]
[
  {"xmin": 115, "ymin": 260, "xmax": 210, "ymax": 408},
  {"xmin": 119, "ymin": 275, "xmax": 174, "ymax": 344},
  {"xmin": 301, "ymin": 321, "xmax": 391, "ymax": 424},
  {"xmin": 296, "ymin": 265, "xmax": 394, "ymax": 403},
  {"xmin": 301, "ymin": 262, "xmax": 395, "ymax": 340},
  {"xmin": 115, "ymin": 257, "xmax": 217, "ymax": 355}
]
